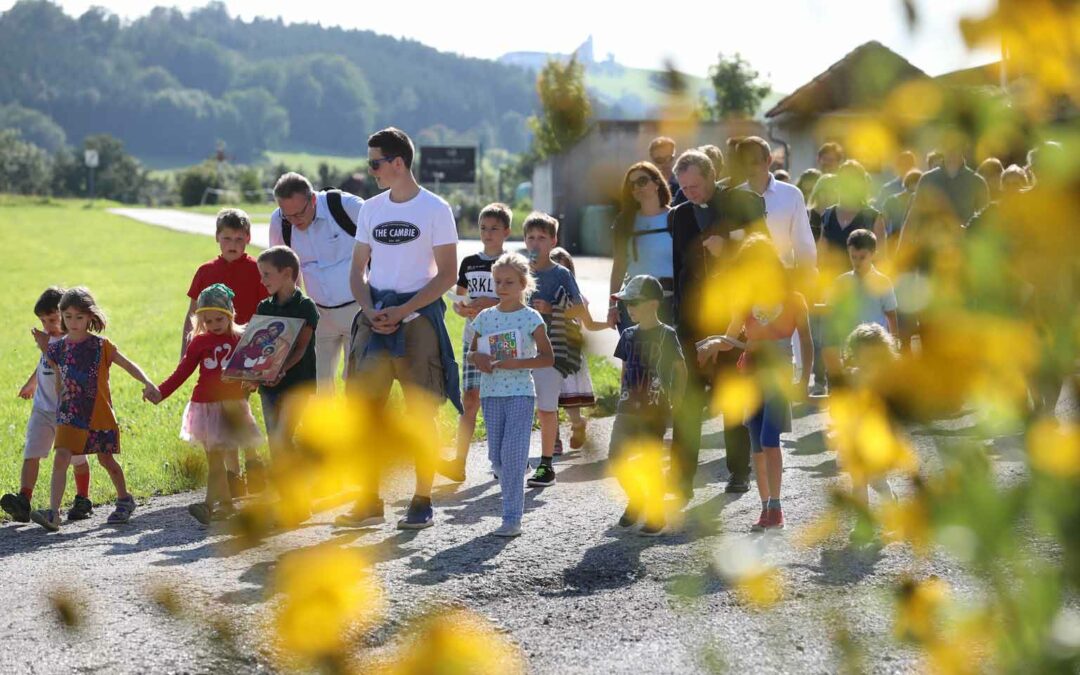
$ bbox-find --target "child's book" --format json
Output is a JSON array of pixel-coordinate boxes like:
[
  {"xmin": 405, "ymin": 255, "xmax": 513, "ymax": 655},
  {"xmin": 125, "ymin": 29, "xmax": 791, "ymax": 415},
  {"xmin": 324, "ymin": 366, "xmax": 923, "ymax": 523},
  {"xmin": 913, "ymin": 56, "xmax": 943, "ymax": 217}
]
[
  {"xmin": 478, "ymin": 329, "xmax": 522, "ymax": 362},
  {"xmin": 221, "ymin": 315, "xmax": 306, "ymax": 383}
]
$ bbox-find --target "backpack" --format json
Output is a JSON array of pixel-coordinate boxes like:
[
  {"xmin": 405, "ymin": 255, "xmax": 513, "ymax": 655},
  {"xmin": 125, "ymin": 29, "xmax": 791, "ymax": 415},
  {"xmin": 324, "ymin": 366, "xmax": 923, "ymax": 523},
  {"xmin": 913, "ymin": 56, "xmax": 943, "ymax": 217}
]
[{"xmin": 280, "ymin": 189, "xmax": 357, "ymax": 247}]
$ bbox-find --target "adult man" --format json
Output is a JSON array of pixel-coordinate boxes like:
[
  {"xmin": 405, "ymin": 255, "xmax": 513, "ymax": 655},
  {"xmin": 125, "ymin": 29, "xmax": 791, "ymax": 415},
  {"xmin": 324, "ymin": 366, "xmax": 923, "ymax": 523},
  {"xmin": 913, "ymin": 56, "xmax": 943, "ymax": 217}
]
[
  {"xmin": 649, "ymin": 136, "xmax": 686, "ymax": 206},
  {"xmin": 736, "ymin": 137, "xmax": 816, "ymax": 274},
  {"xmin": 817, "ymin": 142, "xmax": 845, "ymax": 175},
  {"xmin": 269, "ymin": 172, "xmax": 363, "ymax": 393},
  {"xmin": 875, "ymin": 150, "xmax": 917, "ymax": 208},
  {"xmin": 338, "ymin": 127, "xmax": 462, "ymax": 531},
  {"xmin": 670, "ymin": 149, "xmax": 767, "ymax": 499}
]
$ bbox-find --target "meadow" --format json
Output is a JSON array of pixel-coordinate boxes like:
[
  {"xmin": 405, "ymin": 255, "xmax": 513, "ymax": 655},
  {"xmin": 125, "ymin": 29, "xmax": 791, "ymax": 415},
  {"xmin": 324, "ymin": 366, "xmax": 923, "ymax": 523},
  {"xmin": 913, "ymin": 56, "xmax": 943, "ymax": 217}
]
[{"xmin": 0, "ymin": 197, "xmax": 618, "ymax": 507}]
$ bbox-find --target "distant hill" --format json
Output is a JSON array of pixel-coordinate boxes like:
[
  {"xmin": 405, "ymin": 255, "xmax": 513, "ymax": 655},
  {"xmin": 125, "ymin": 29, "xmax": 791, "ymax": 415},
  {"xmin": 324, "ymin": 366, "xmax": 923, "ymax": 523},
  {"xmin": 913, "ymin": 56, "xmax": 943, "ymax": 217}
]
[{"xmin": 0, "ymin": 0, "xmax": 538, "ymax": 163}]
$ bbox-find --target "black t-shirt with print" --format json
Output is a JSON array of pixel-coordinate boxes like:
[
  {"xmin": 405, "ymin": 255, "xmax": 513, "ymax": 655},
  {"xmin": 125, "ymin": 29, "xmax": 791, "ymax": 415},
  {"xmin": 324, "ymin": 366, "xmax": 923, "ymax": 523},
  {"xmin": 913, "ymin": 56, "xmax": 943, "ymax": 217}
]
[
  {"xmin": 456, "ymin": 253, "xmax": 499, "ymax": 300},
  {"xmin": 614, "ymin": 323, "xmax": 684, "ymax": 418}
]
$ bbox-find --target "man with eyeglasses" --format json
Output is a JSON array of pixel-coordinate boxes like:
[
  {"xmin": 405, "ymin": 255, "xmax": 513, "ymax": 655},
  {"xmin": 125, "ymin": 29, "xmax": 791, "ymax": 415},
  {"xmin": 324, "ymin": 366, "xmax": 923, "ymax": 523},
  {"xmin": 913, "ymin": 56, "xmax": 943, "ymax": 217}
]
[
  {"xmin": 269, "ymin": 172, "xmax": 363, "ymax": 394},
  {"xmin": 669, "ymin": 149, "xmax": 768, "ymax": 502},
  {"xmin": 338, "ymin": 127, "xmax": 463, "ymax": 531}
]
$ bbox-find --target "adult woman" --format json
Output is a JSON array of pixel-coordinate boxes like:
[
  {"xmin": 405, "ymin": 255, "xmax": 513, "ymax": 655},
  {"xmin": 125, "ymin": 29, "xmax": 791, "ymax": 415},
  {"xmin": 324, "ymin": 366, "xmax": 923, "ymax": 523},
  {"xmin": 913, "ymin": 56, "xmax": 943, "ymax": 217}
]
[
  {"xmin": 608, "ymin": 161, "xmax": 674, "ymax": 330},
  {"xmin": 818, "ymin": 160, "xmax": 887, "ymax": 264}
]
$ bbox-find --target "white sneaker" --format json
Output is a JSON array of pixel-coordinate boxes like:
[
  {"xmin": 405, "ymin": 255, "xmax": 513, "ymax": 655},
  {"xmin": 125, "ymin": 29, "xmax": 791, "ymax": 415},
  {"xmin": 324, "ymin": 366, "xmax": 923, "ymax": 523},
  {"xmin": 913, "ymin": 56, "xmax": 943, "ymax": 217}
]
[{"xmin": 492, "ymin": 521, "xmax": 521, "ymax": 537}]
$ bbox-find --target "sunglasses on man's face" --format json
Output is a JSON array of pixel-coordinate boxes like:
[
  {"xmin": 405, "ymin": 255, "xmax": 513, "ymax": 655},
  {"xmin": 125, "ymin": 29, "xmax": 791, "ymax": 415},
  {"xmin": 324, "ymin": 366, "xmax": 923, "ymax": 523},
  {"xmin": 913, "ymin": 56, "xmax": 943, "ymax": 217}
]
[
  {"xmin": 368, "ymin": 155, "xmax": 399, "ymax": 171},
  {"xmin": 628, "ymin": 175, "xmax": 653, "ymax": 189},
  {"xmin": 651, "ymin": 154, "xmax": 675, "ymax": 165}
]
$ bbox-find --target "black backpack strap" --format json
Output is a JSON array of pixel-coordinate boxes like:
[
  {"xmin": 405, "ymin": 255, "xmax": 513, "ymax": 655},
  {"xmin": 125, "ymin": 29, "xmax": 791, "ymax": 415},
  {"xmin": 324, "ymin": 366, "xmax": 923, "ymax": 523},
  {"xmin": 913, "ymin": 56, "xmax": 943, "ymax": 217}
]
[{"xmin": 324, "ymin": 189, "xmax": 357, "ymax": 238}]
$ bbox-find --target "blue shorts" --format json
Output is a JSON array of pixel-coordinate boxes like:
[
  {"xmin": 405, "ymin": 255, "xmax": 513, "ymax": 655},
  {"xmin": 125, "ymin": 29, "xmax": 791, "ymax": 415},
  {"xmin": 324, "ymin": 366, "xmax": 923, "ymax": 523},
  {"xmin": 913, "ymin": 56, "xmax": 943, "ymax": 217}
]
[{"xmin": 745, "ymin": 394, "xmax": 791, "ymax": 453}]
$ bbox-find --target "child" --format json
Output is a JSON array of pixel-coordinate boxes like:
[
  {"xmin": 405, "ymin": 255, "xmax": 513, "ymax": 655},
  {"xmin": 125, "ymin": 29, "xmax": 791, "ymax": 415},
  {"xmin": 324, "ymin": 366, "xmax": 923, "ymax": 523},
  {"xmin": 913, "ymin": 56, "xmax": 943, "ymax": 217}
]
[
  {"xmin": 549, "ymin": 247, "xmax": 609, "ymax": 453},
  {"xmin": 608, "ymin": 275, "xmax": 686, "ymax": 536},
  {"xmin": 249, "ymin": 246, "xmax": 318, "ymax": 455},
  {"xmin": 2, "ymin": 287, "xmax": 94, "ymax": 523},
  {"xmin": 522, "ymin": 212, "xmax": 594, "ymax": 487},
  {"xmin": 840, "ymin": 323, "xmax": 900, "ymax": 508},
  {"xmin": 440, "ymin": 203, "xmax": 513, "ymax": 482},
  {"xmin": 29, "ymin": 288, "xmax": 160, "ymax": 532},
  {"xmin": 697, "ymin": 235, "xmax": 814, "ymax": 532},
  {"xmin": 468, "ymin": 253, "xmax": 554, "ymax": 536},
  {"xmin": 155, "ymin": 284, "xmax": 263, "ymax": 524},
  {"xmin": 821, "ymin": 229, "xmax": 899, "ymax": 384},
  {"xmin": 181, "ymin": 207, "xmax": 268, "ymax": 496}
]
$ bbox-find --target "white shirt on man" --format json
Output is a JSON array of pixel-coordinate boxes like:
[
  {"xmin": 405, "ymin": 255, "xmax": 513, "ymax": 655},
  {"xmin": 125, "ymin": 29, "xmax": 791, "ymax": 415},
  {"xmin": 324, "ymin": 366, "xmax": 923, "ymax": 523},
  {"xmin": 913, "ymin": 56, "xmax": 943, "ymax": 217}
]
[
  {"xmin": 740, "ymin": 174, "xmax": 817, "ymax": 270},
  {"xmin": 354, "ymin": 187, "xmax": 458, "ymax": 293},
  {"xmin": 269, "ymin": 190, "xmax": 364, "ymax": 307}
]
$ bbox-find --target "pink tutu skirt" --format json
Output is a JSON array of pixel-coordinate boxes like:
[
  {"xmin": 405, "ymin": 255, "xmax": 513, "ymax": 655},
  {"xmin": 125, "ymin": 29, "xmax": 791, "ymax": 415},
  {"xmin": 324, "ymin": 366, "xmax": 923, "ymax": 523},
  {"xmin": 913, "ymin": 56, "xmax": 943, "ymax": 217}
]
[
  {"xmin": 180, "ymin": 400, "xmax": 263, "ymax": 450},
  {"xmin": 559, "ymin": 358, "xmax": 596, "ymax": 408}
]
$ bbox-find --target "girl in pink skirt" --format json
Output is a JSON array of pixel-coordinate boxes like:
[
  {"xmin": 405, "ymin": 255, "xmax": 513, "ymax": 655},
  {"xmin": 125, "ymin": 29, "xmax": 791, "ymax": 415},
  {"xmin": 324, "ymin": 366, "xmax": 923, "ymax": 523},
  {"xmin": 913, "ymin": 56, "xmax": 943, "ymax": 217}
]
[{"xmin": 154, "ymin": 284, "xmax": 262, "ymax": 524}]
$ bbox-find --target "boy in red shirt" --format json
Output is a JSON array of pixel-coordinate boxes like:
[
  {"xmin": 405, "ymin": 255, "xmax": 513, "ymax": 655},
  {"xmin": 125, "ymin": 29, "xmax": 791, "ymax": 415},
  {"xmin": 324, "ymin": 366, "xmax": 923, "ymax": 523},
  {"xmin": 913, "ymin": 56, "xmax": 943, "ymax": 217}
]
[{"xmin": 180, "ymin": 208, "xmax": 268, "ymax": 495}]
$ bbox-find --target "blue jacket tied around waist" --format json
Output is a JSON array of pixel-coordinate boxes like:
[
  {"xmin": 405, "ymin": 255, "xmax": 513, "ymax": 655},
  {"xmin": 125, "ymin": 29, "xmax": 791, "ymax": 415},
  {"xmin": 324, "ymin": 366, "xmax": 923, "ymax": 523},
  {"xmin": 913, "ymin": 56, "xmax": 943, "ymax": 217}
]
[{"xmin": 361, "ymin": 288, "xmax": 463, "ymax": 414}]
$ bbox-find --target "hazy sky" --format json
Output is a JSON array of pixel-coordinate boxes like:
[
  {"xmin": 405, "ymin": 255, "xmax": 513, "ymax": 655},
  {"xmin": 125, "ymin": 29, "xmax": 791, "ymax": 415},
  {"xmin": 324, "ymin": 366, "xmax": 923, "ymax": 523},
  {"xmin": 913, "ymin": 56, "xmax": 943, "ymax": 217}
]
[{"xmin": 3, "ymin": 0, "xmax": 1000, "ymax": 92}]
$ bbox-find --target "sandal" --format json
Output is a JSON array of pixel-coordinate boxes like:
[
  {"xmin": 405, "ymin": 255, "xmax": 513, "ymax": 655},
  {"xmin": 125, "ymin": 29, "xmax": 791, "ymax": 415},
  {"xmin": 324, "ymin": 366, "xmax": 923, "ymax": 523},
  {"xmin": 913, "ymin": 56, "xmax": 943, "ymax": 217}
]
[{"xmin": 107, "ymin": 496, "xmax": 136, "ymax": 524}]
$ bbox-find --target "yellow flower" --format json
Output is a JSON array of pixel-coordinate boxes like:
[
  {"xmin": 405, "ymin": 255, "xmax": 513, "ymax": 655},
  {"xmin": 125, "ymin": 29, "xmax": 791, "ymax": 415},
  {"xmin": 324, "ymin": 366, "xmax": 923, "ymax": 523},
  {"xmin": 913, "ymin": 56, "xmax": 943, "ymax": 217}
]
[
  {"xmin": 382, "ymin": 608, "xmax": 525, "ymax": 675},
  {"xmin": 274, "ymin": 545, "xmax": 383, "ymax": 663},
  {"xmin": 827, "ymin": 390, "xmax": 919, "ymax": 483},
  {"xmin": 878, "ymin": 498, "xmax": 932, "ymax": 556},
  {"xmin": 608, "ymin": 438, "xmax": 675, "ymax": 529},
  {"xmin": 710, "ymin": 372, "xmax": 761, "ymax": 426},
  {"xmin": 736, "ymin": 566, "xmax": 784, "ymax": 609},
  {"xmin": 1028, "ymin": 417, "xmax": 1080, "ymax": 478},
  {"xmin": 894, "ymin": 576, "xmax": 950, "ymax": 644}
]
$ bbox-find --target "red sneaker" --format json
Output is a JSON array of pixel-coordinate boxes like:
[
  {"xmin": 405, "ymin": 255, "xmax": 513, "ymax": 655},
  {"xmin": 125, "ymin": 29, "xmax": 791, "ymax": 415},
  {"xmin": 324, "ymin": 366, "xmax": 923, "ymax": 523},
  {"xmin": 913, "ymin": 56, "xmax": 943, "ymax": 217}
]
[
  {"xmin": 750, "ymin": 508, "xmax": 769, "ymax": 532},
  {"xmin": 764, "ymin": 507, "xmax": 785, "ymax": 530}
]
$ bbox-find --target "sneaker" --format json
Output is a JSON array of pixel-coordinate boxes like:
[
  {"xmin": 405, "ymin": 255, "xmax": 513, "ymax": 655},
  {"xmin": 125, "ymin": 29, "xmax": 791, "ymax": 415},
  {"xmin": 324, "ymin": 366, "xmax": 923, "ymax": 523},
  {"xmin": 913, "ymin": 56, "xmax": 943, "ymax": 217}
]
[
  {"xmin": 67, "ymin": 495, "xmax": 94, "ymax": 521},
  {"xmin": 618, "ymin": 505, "xmax": 640, "ymax": 528},
  {"xmin": 763, "ymin": 507, "xmax": 785, "ymax": 530},
  {"xmin": 106, "ymin": 496, "xmax": 136, "ymax": 524},
  {"xmin": 437, "ymin": 458, "xmax": 466, "ymax": 483},
  {"xmin": 31, "ymin": 508, "xmax": 60, "ymax": 532},
  {"xmin": 188, "ymin": 502, "xmax": 212, "ymax": 525},
  {"xmin": 527, "ymin": 464, "xmax": 556, "ymax": 488},
  {"xmin": 228, "ymin": 471, "xmax": 247, "ymax": 499},
  {"xmin": 809, "ymin": 382, "xmax": 828, "ymax": 398},
  {"xmin": 570, "ymin": 422, "xmax": 587, "ymax": 449},
  {"xmin": 334, "ymin": 498, "xmax": 385, "ymax": 528},
  {"xmin": 211, "ymin": 501, "xmax": 237, "ymax": 522},
  {"xmin": 244, "ymin": 458, "xmax": 266, "ymax": 494},
  {"xmin": 396, "ymin": 496, "xmax": 434, "ymax": 530},
  {"xmin": 1, "ymin": 492, "xmax": 32, "ymax": 523},
  {"xmin": 725, "ymin": 477, "xmax": 751, "ymax": 493},
  {"xmin": 750, "ymin": 508, "xmax": 769, "ymax": 533},
  {"xmin": 639, "ymin": 518, "xmax": 665, "ymax": 537},
  {"xmin": 553, "ymin": 435, "xmax": 564, "ymax": 456},
  {"xmin": 492, "ymin": 521, "xmax": 521, "ymax": 537}
]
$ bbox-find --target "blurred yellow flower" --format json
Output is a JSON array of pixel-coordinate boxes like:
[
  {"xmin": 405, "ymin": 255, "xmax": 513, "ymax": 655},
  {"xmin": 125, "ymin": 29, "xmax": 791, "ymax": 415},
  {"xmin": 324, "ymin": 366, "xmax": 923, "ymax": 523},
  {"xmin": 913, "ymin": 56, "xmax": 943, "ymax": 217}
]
[
  {"xmin": 274, "ymin": 544, "xmax": 384, "ymax": 663},
  {"xmin": 1028, "ymin": 417, "xmax": 1080, "ymax": 478},
  {"xmin": 609, "ymin": 438, "xmax": 675, "ymax": 529},
  {"xmin": 878, "ymin": 498, "xmax": 932, "ymax": 556},
  {"xmin": 894, "ymin": 576, "xmax": 950, "ymax": 644},
  {"xmin": 827, "ymin": 390, "xmax": 918, "ymax": 483},
  {"xmin": 736, "ymin": 566, "xmax": 785, "ymax": 609},
  {"xmin": 382, "ymin": 608, "xmax": 525, "ymax": 675},
  {"xmin": 711, "ymin": 372, "xmax": 762, "ymax": 425}
]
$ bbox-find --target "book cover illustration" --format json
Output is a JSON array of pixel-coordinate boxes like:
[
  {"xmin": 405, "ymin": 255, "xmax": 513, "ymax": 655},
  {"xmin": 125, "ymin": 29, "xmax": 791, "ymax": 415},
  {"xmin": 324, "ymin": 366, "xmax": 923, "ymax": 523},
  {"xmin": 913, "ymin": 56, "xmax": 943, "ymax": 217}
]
[{"xmin": 221, "ymin": 315, "xmax": 306, "ymax": 383}]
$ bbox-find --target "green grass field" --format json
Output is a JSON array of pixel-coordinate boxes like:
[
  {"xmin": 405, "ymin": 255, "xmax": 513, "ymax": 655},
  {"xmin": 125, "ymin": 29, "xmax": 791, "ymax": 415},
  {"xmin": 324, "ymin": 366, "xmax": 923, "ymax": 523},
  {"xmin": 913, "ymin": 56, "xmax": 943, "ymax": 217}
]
[
  {"xmin": 0, "ymin": 197, "xmax": 618, "ymax": 508},
  {"xmin": 263, "ymin": 150, "xmax": 364, "ymax": 175}
]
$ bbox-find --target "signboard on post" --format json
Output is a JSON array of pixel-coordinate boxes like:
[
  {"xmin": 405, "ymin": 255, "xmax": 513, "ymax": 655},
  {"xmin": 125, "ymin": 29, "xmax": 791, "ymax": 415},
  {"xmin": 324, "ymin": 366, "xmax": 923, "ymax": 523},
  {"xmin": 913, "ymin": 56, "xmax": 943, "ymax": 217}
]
[
  {"xmin": 84, "ymin": 150, "xmax": 99, "ymax": 168},
  {"xmin": 419, "ymin": 146, "xmax": 476, "ymax": 184}
]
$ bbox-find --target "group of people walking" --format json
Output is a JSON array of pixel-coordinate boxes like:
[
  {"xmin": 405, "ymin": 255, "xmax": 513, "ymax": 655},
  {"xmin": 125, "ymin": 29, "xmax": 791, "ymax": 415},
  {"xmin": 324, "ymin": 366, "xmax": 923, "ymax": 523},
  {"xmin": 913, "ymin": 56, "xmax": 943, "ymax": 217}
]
[{"xmin": 3, "ymin": 124, "xmax": 1064, "ymax": 540}]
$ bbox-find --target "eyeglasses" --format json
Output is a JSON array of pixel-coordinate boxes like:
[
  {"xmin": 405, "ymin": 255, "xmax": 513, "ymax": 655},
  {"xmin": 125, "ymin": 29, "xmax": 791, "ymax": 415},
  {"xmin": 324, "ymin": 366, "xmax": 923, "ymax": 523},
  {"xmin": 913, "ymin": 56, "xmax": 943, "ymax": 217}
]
[
  {"xmin": 282, "ymin": 197, "xmax": 312, "ymax": 222},
  {"xmin": 368, "ymin": 155, "xmax": 399, "ymax": 171},
  {"xmin": 628, "ymin": 175, "xmax": 653, "ymax": 189}
]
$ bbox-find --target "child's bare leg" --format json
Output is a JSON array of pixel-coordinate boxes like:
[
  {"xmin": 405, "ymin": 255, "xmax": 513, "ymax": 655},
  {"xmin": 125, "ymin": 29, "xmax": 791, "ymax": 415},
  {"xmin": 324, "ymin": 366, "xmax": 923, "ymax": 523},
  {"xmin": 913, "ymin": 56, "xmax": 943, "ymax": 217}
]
[
  {"xmin": 20, "ymin": 458, "xmax": 40, "ymax": 494},
  {"xmin": 455, "ymin": 389, "xmax": 481, "ymax": 462},
  {"xmin": 753, "ymin": 453, "xmax": 770, "ymax": 501},
  {"xmin": 538, "ymin": 410, "xmax": 558, "ymax": 458},
  {"xmin": 224, "ymin": 449, "xmax": 241, "ymax": 475},
  {"xmin": 567, "ymin": 407, "xmax": 584, "ymax": 425},
  {"xmin": 49, "ymin": 450, "xmax": 73, "ymax": 511},
  {"xmin": 764, "ymin": 447, "xmax": 783, "ymax": 500},
  {"xmin": 96, "ymin": 453, "xmax": 129, "ymax": 499},
  {"xmin": 206, "ymin": 447, "xmax": 231, "ymax": 507}
]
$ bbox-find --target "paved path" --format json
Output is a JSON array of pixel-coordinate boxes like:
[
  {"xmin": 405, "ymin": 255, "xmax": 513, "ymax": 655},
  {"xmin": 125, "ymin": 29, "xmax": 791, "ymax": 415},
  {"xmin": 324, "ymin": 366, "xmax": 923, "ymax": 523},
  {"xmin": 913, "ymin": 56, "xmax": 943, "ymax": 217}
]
[{"xmin": 108, "ymin": 208, "xmax": 619, "ymax": 360}]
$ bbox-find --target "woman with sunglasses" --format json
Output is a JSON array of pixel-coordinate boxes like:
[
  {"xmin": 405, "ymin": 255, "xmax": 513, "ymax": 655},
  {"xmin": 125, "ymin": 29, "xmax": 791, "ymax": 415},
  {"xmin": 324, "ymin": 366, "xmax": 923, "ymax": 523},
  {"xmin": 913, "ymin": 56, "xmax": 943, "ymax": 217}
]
[{"xmin": 608, "ymin": 162, "xmax": 675, "ymax": 331}]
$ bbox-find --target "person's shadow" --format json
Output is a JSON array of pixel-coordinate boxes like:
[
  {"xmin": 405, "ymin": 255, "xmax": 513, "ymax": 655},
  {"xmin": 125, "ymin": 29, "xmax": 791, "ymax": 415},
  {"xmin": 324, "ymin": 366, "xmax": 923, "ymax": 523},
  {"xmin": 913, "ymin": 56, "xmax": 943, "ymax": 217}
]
[{"xmin": 405, "ymin": 534, "xmax": 513, "ymax": 585}]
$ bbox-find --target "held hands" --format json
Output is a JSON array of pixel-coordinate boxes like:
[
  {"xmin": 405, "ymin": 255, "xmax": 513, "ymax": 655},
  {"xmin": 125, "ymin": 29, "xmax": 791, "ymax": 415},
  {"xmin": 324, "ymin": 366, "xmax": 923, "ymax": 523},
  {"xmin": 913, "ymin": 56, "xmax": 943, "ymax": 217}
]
[
  {"xmin": 31, "ymin": 327, "xmax": 50, "ymax": 352},
  {"xmin": 18, "ymin": 381, "xmax": 36, "ymax": 399},
  {"xmin": 702, "ymin": 235, "xmax": 726, "ymax": 257},
  {"xmin": 695, "ymin": 337, "xmax": 734, "ymax": 367},
  {"xmin": 606, "ymin": 306, "xmax": 619, "ymax": 328},
  {"xmin": 371, "ymin": 305, "xmax": 409, "ymax": 334},
  {"xmin": 142, "ymin": 383, "xmax": 162, "ymax": 404}
]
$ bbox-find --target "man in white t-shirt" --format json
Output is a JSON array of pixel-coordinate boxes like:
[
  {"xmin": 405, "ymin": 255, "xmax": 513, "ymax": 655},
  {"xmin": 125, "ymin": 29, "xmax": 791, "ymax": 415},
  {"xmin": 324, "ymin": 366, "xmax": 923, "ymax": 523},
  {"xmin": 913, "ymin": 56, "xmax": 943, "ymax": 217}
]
[{"xmin": 339, "ymin": 127, "xmax": 460, "ymax": 531}]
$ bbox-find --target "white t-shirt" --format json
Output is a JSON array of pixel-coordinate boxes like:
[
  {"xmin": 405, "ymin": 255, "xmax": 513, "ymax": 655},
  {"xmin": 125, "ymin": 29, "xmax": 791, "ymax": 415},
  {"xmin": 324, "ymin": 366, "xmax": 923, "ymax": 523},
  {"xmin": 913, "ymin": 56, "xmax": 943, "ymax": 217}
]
[
  {"xmin": 355, "ymin": 187, "xmax": 458, "ymax": 293},
  {"xmin": 33, "ymin": 336, "xmax": 61, "ymax": 412}
]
